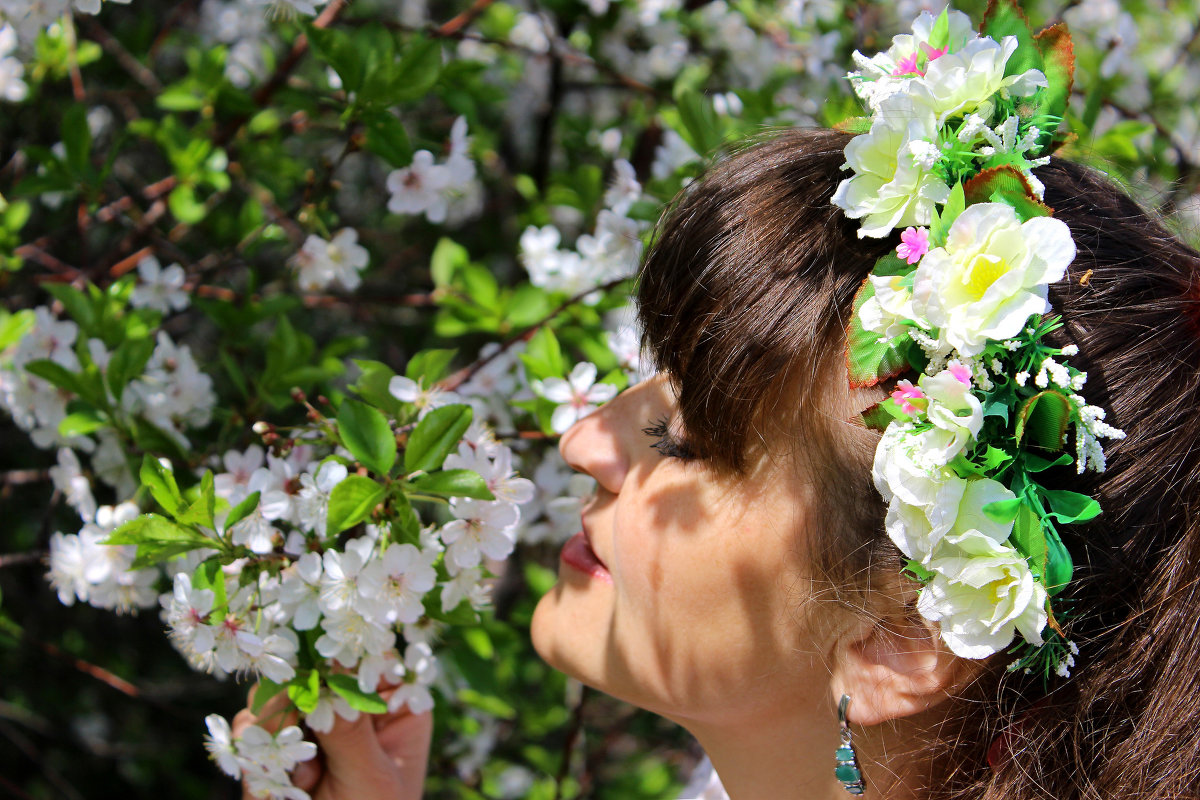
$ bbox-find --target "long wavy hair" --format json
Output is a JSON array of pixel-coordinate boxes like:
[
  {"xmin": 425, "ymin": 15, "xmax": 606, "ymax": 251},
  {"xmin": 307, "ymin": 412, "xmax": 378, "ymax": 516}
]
[{"xmin": 636, "ymin": 126, "xmax": 1200, "ymax": 799}]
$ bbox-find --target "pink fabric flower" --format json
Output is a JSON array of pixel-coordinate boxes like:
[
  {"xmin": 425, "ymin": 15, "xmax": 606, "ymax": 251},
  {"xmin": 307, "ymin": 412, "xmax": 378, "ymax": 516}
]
[
  {"xmin": 896, "ymin": 227, "xmax": 930, "ymax": 264},
  {"xmin": 892, "ymin": 52, "xmax": 924, "ymax": 77},
  {"xmin": 947, "ymin": 362, "xmax": 973, "ymax": 386},
  {"xmin": 891, "ymin": 380, "xmax": 926, "ymax": 416}
]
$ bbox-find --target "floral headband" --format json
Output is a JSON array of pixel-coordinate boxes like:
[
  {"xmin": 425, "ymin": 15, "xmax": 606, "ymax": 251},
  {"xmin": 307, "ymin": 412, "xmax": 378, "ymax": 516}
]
[{"xmin": 831, "ymin": 2, "xmax": 1124, "ymax": 677}]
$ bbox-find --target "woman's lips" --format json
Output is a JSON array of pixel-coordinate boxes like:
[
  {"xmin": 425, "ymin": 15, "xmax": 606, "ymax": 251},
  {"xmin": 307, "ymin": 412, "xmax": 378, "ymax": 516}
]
[{"xmin": 561, "ymin": 529, "xmax": 612, "ymax": 583}]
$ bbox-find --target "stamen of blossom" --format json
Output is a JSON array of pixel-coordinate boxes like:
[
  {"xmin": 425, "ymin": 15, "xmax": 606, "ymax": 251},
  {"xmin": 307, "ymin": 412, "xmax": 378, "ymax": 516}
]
[
  {"xmin": 892, "ymin": 51, "xmax": 924, "ymax": 77},
  {"xmin": 896, "ymin": 226, "xmax": 930, "ymax": 264}
]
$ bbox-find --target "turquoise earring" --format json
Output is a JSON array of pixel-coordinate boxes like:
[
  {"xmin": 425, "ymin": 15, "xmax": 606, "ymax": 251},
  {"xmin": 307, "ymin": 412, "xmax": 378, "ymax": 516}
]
[{"xmin": 836, "ymin": 695, "xmax": 866, "ymax": 795}]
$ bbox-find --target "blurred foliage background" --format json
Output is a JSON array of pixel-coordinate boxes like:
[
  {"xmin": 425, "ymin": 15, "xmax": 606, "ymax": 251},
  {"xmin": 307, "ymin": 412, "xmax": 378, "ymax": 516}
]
[{"xmin": 1, "ymin": 0, "xmax": 1198, "ymax": 797}]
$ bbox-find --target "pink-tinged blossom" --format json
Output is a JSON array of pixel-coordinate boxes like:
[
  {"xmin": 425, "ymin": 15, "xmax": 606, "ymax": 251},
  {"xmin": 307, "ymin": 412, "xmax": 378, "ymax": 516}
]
[
  {"xmin": 947, "ymin": 361, "xmax": 973, "ymax": 386},
  {"xmin": 357, "ymin": 543, "xmax": 437, "ymax": 625},
  {"xmin": 162, "ymin": 573, "xmax": 216, "ymax": 655},
  {"xmin": 387, "ymin": 642, "xmax": 438, "ymax": 714},
  {"xmin": 214, "ymin": 444, "xmax": 264, "ymax": 504},
  {"xmin": 892, "ymin": 51, "xmax": 924, "ymax": 76},
  {"xmin": 386, "ymin": 150, "xmax": 452, "ymax": 223},
  {"xmin": 891, "ymin": 380, "xmax": 927, "ymax": 416},
  {"xmin": 204, "ymin": 714, "xmax": 242, "ymax": 778},
  {"xmin": 441, "ymin": 499, "xmax": 519, "ymax": 572},
  {"xmin": 388, "ymin": 375, "xmax": 462, "ymax": 419},
  {"xmin": 130, "ymin": 255, "xmax": 189, "ymax": 313},
  {"xmin": 535, "ymin": 362, "xmax": 618, "ymax": 434},
  {"xmin": 896, "ymin": 226, "xmax": 930, "ymax": 264}
]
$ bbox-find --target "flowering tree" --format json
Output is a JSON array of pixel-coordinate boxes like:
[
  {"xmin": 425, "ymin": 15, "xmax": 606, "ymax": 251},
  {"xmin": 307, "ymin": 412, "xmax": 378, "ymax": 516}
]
[{"xmin": 0, "ymin": 0, "xmax": 1196, "ymax": 797}]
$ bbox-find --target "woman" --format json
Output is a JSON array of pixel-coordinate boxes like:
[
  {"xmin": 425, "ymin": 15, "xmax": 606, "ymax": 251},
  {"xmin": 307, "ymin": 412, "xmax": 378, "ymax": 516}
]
[
  {"xmin": 236, "ymin": 123, "xmax": 1200, "ymax": 799},
  {"xmin": 235, "ymin": 12, "xmax": 1200, "ymax": 796}
]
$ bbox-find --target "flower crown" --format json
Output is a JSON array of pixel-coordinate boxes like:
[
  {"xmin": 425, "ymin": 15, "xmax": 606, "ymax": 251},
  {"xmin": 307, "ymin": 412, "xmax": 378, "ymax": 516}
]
[{"xmin": 831, "ymin": 2, "xmax": 1124, "ymax": 676}]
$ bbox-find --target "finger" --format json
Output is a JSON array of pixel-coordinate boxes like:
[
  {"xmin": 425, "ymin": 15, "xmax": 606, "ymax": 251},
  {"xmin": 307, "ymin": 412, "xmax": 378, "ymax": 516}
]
[{"xmin": 290, "ymin": 753, "xmax": 324, "ymax": 792}]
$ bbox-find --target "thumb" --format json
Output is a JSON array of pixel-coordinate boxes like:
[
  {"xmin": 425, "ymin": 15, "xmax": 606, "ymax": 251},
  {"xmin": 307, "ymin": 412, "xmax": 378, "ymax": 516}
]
[{"xmin": 311, "ymin": 712, "xmax": 392, "ymax": 777}]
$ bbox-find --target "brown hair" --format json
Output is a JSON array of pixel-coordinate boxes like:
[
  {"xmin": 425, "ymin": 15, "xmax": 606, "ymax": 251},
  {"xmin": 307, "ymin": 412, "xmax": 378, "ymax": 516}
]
[{"xmin": 636, "ymin": 126, "xmax": 1200, "ymax": 799}]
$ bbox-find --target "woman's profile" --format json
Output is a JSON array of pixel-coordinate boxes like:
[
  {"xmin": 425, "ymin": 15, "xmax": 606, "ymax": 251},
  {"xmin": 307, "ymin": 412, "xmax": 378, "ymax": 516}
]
[{"xmin": 236, "ymin": 6, "xmax": 1200, "ymax": 799}]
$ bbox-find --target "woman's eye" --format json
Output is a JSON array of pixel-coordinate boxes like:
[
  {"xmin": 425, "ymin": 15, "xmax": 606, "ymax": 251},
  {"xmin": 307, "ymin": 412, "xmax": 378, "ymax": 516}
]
[{"xmin": 642, "ymin": 415, "xmax": 698, "ymax": 460}]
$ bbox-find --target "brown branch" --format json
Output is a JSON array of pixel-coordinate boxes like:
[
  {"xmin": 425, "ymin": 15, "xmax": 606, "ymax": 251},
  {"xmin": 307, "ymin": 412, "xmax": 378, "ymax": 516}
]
[
  {"xmin": 441, "ymin": 276, "xmax": 630, "ymax": 392},
  {"xmin": 0, "ymin": 468, "xmax": 50, "ymax": 486},
  {"xmin": 26, "ymin": 634, "xmax": 142, "ymax": 699},
  {"xmin": 0, "ymin": 551, "xmax": 46, "ymax": 568},
  {"xmin": 554, "ymin": 683, "xmax": 589, "ymax": 799},
  {"xmin": 81, "ymin": 17, "xmax": 164, "ymax": 93},
  {"xmin": 438, "ymin": 0, "xmax": 497, "ymax": 36}
]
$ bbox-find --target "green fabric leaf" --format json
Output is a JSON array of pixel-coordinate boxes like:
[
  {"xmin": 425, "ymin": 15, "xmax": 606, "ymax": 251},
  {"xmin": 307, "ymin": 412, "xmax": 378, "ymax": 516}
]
[
  {"xmin": 338, "ymin": 398, "xmax": 397, "ymax": 476},
  {"xmin": 405, "ymin": 404, "xmax": 473, "ymax": 474},
  {"xmin": 1023, "ymin": 452, "xmax": 1072, "ymax": 473},
  {"xmin": 845, "ymin": 277, "xmax": 914, "ymax": 388},
  {"xmin": 1010, "ymin": 502, "xmax": 1048, "ymax": 579},
  {"xmin": 326, "ymin": 674, "xmax": 389, "ymax": 713},
  {"xmin": 1043, "ymin": 525, "xmax": 1074, "ymax": 595},
  {"xmin": 1040, "ymin": 488, "xmax": 1102, "ymax": 524},
  {"xmin": 1033, "ymin": 23, "xmax": 1075, "ymax": 146},
  {"xmin": 1015, "ymin": 390, "xmax": 1071, "ymax": 452},
  {"xmin": 963, "ymin": 166, "xmax": 1052, "ymax": 221},
  {"xmin": 930, "ymin": 182, "xmax": 966, "ymax": 246},
  {"xmin": 325, "ymin": 475, "xmax": 385, "ymax": 536},
  {"xmin": 860, "ymin": 398, "xmax": 905, "ymax": 432},
  {"xmin": 982, "ymin": 497, "xmax": 1023, "ymax": 523},
  {"xmin": 981, "ymin": 0, "xmax": 1043, "ymax": 78}
]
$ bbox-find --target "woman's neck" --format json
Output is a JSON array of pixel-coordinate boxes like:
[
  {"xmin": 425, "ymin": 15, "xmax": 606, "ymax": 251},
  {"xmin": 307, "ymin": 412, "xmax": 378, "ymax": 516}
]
[{"xmin": 683, "ymin": 709, "xmax": 924, "ymax": 800}]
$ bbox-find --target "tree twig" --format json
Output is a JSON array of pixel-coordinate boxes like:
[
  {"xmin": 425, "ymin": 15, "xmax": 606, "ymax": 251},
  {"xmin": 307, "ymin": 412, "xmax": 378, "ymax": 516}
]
[
  {"xmin": 0, "ymin": 551, "xmax": 47, "ymax": 568},
  {"xmin": 441, "ymin": 276, "xmax": 630, "ymax": 391},
  {"xmin": 81, "ymin": 17, "xmax": 164, "ymax": 93}
]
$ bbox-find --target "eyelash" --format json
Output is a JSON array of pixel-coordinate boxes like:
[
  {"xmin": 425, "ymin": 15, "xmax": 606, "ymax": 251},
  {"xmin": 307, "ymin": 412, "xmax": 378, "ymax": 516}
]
[{"xmin": 642, "ymin": 415, "xmax": 698, "ymax": 460}]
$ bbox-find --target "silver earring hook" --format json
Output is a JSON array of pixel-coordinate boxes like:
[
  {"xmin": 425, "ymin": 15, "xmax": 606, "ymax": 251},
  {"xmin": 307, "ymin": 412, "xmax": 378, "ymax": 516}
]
[{"xmin": 838, "ymin": 694, "xmax": 851, "ymax": 729}]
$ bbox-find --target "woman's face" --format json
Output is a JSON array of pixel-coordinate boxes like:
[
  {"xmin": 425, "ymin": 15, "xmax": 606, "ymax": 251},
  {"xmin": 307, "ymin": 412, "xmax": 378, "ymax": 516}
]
[{"xmin": 531, "ymin": 373, "xmax": 862, "ymax": 728}]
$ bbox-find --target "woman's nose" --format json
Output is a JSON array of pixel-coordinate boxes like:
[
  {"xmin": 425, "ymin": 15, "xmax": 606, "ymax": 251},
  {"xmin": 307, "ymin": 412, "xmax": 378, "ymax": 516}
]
[{"xmin": 558, "ymin": 400, "xmax": 630, "ymax": 496}]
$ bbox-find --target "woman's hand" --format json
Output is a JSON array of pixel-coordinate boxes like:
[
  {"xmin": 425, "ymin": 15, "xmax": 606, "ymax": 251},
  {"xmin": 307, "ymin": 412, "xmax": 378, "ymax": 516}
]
[{"xmin": 233, "ymin": 685, "xmax": 432, "ymax": 800}]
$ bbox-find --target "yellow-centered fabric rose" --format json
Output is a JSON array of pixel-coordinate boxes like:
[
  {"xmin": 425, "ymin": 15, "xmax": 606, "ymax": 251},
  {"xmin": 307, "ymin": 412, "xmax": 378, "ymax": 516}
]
[{"xmin": 911, "ymin": 203, "xmax": 1075, "ymax": 357}]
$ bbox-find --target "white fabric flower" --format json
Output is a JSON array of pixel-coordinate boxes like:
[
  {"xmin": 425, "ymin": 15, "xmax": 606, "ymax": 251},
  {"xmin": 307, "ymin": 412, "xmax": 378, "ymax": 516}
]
[
  {"xmin": 886, "ymin": 475, "xmax": 1015, "ymax": 564},
  {"xmin": 848, "ymin": 9, "xmax": 977, "ymax": 111},
  {"xmin": 913, "ymin": 36, "xmax": 1048, "ymax": 127},
  {"xmin": 911, "ymin": 203, "xmax": 1075, "ymax": 356},
  {"xmin": 917, "ymin": 527, "xmax": 1048, "ymax": 658},
  {"xmin": 859, "ymin": 273, "xmax": 916, "ymax": 341},
  {"xmin": 830, "ymin": 95, "xmax": 951, "ymax": 238}
]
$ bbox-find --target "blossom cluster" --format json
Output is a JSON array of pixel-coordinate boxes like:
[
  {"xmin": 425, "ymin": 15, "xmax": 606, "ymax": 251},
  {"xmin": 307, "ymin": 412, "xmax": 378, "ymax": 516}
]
[
  {"xmin": 385, "ymin": 116, "xmax": 483, "ymax": 226},
  {"xmin": 835, "ymin": 7, "xmax": 1125, "ymax": 670}
]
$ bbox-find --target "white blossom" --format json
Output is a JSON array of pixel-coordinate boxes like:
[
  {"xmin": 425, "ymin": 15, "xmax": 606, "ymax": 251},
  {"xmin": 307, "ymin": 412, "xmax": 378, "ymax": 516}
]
[
  {"xmin": 290, "ymin": 229, "xmax": 370, "ymax": 292},
  {"xmin": 130, "ymin": 255, "xmax": 189, "ymax": 313},
  {"xmin": 534, "ymin": 362, "xmax": 618, "ymax": 434}
]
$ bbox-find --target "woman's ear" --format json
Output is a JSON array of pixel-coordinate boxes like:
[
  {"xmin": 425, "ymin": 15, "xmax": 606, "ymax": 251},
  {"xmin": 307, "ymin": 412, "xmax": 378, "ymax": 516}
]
[{"xmin": 827, "ymin": 601, "xmax": 977, "ymax": 728}]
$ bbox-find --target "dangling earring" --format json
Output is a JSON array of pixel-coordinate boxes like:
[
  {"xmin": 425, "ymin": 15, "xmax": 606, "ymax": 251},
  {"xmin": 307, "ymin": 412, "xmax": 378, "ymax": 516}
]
[{"xmin": 836, "ymin": 694, "xmax": 866, "ymax": 795}]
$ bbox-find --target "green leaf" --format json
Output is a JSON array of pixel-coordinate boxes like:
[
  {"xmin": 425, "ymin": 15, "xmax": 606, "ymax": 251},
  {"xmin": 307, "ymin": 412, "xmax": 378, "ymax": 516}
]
[
  {"xmin": 364, "ymin": 113, "xmax": 412, "ymax": 168},
  {"xmin": 1023, "ymin": 452, "xmax": 1072, "ymax": 473},
  {"xmin": 980, "ymin": 0, "xmax": 1043, "ymax": 79},
  {"xmin": 1043, "ymin": 525, "xmax": 1073, "ymax": 595},
  {"xmin": 24, "ymin": 358, "xmax": 84, "ymax": 397},
  {"xmin": 981, "ymin": 497, "xmax": 1023, "ymax": 524},
  {"xmin": 1033, "ymin": 23, "xmax": 1075, "ymax": 146},
  {"xmin": 411, "ymin": 469, "xmax": 494, "ymax": 500},
  {"xmin": 168, "ymin": 183, "xmax": 207, "ymax": 225},
  {"xmin": 252, "ymin": 678, "xmax": 286, "ymax": 713},
  {"xmin": 1010, "ymin": 503, "xmax": 1048, "ymax": 579},
  {"xmin": 106, "ymin": 336, "xmax": 156, "ymax": 402},
  {"xmin": 338, "ymin": 398, "xmax": 397, "ymax": 476},
  {"xmin": 673, "ymin": 89, "xmax": 723, "ymax": 157},
  {"xmin": 903, "ymin": 559, "xmax": 933, "ymax": 583},
  {"xmin": 351, "ymin": 359, "xmax": 403, "ymax": 416},
  {"xmin": 225, "ymin": 491, "xmax": 261, "ymax": 535},
  {"xmin": 1015, "ymin": 390, "xmax": 1071, "ymax": 451},
  {"xmin": 42, "ymin": 284, "xmax": 97, "ymax": 332},
  {"xmin": 430, "ymin": 238, "xmax": 470, "ymax": 289},
  {"xmin": 845, "ymin": 278, "xmax": 914, "ymax": 388},
  {"xmin": 140, "ymin": 454, "xmax": 184, "ymax": 517},
  {"xmin": 519, "ymin": 327, "xmax": 566, "ymax": 383},
  {"xmin": 103, "ymin": 514, "xmax": 212, "ymax": 548},
  {"xmin": 0, "ymin": 309, "xmax": 34, "ymax": 350},
  {"xmin": 288, "ymin": 669, "xmax": 321, "ymax": 714},
  {"xmin": 1040, "ymin": 488, "xmax": 1102, "ymax": 524},
  {"xmin": 404, "ymin": 349, "xmax": 457, "ymax": 384},
  {"xmin": 927, "ymin": 7, "xmax": 951, "ymax": 50},
  {"xmin": 461, "ymin": 627, "xmax": 494, "ymax": 660},
  {"xmin": 963, "ymin": 166, "xmax": 1051, "ymax": 221},
  {"xmin": 859, "ymin": 398, "xmax": 905, "ymax": 432},
  {"xmin": 326, "ymin": 674, "xmax": 388, "ymax": 713},
  {"xmin": 325, "ymin": 475, "xmax": 385, "ymax": 536},
  {"xmin": 404, "ymin": 404, "xmax": 473, "ymax": 474},
  {"xmin": 456, "ymin": 688, "xmax": 516, "ymax": 719},
  {"xmin": 388, "ymin": 35, "xmax": 442, "ymax": 103},
  {"xmin": 177, "ymin": 471, "xmax": 217, "ymax": 530},
  {"xmin": 193, "ymin": 557, "xmax": 228, "ymax": 613},
  {"xmin": 930, "ymin": 182, "xmax": 966, "ymax": 245},
  {"xmin": 58, "ymin": 408, "xmax": 106, "ymax": 438},
  {"xmin": 62, "ymin": 105, "xmax": 92, "ymax": 176},
  {"xmin": 307, "ymin": 24, "xmax": 363, "ymax": 92}
]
